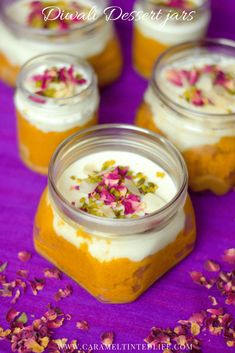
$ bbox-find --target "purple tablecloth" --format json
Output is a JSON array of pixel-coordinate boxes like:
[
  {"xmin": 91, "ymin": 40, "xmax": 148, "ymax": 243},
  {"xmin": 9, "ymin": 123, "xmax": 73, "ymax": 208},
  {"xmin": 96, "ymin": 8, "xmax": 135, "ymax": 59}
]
[{"xmin": 0, "ymin": 1, "xmax": 235, "ymax": 352}]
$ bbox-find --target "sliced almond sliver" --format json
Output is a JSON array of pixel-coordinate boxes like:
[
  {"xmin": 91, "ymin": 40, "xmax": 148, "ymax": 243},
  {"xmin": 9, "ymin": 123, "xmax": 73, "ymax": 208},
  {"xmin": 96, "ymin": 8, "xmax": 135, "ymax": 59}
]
[
  {"xmin": 79, "ymin": 180, "xmax": 98, "ymax": 194},
  {"xmin": 197, "ymin": 75, "xmax": 213, "ymax": 92},
  {"xmin": 100, "ymin": 205, "xmax": 116, "ymax": 218},
  {"xmin": 142, "ymin": 193, "xmax": 166, "ymax": 214},
  {"xmin": 125, "ymin": 179, "xmax": 141, "ymax": 196},
  {"xmin": 83, "ymin": 163, "xmax": 98, "ymax": 175}
]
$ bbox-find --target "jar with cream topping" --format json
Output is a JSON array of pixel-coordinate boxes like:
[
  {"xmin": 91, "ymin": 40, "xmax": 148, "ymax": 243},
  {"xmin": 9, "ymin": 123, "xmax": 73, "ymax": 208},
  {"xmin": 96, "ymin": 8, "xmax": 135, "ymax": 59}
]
[
  {"xmin": 136, "ymin": 39, "xmax": 235, "ymax": 195},
  {"xmin": 0, "ymin": 0, "xmax": 122, "ymax": 86},
  {"xmin": 15, "ymin": 53, "xmax": 99, "ymax": 174},
  {"xmin": 34, "ymin": 124, "xmax": 196, "ymax": 304},
  {"xmin": 132, "ymin": 0, "xmax": 210, "ymax": 78}
]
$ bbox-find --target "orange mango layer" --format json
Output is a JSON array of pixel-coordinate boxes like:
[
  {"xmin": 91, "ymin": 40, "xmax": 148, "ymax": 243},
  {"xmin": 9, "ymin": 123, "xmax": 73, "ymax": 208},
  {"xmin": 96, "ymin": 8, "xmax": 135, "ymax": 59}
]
[
  {"xmin": 16, "ymin": 110, "xmax": 98, "ymax": 175},
  {"xmin": 0, "ymin": 36, "xmax": 122, "ymax": 87},
  {"xmin": 133, "ymin": 26, "xmax": 168, "ymax": 78},
  {"xmin": 88, "ymin": 34, "xmax": 123, "ymax": 87},
  {"xmin": 0, "ymin": 52, "xmax": 20, "ymax": 87},
  {"xmin": 136, "ymin": 102, "xmax": 235, "ymax": 195},
  {"xmin": 34, "ymin": 189, "xmax": 196, "ymax": 304}
]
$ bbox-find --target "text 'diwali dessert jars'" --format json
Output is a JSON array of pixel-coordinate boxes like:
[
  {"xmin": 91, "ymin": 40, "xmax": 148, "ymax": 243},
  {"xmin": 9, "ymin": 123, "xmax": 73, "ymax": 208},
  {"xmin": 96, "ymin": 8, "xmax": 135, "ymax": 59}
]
[{"xmin": 0, "ymin": 0, "xmax": 123, "ymax": 86}]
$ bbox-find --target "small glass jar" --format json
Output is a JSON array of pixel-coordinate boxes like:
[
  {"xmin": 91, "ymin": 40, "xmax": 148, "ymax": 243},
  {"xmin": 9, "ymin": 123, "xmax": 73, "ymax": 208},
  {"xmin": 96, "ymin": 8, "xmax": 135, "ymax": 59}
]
[
  {"xmin": 132, "ymin": 0, "xmax": 211, "ymax": 78},
  {"xmin": 0, "ymin": 0, "xmax": 122, "ymax": 86},
  {"xmin": 34, "ymin": 124, "xmax": 196, "ymax": 304},
  {"xmin": 15, "ymin": 53, "xmax": 99, "ymax": 174},
  {"xmin": 136, "ymin": 39, "xmax": 235, "ymax": 195}
]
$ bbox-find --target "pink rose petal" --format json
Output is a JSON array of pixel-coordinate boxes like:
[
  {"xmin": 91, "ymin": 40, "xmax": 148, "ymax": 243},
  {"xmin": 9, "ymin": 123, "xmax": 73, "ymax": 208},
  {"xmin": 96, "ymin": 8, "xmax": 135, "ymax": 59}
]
[
  {"xmin": 222, "ymin": 248, "xmax": 235, "ymax": 265},
  {"xmin": 101, "ymin": 332, "xmax": 114, "ymax": 346},
  {"xmin": 204, "ymin": 260, "xmax": 221, "ymax": 272},
  {"xmin": 18, "ymin": 251, "xmax": 32, "ymax": 262}
]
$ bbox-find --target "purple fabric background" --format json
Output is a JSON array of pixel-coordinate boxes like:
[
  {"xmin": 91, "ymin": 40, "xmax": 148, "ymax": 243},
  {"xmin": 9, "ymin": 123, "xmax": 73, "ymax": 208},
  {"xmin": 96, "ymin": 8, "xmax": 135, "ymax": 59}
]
[{"xmin": 0, "ymin": 1, "xmax": 235, "ymax": 352}]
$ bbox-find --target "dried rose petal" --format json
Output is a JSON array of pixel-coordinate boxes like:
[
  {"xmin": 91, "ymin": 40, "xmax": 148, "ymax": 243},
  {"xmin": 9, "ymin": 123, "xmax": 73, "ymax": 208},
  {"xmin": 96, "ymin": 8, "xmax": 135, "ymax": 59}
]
[
  {"xmin": 189, "ymin": 311, "xmax": 206, "ymax": 326},
  {"xmin": 225, "ymin": 293, "xmax": 235, "ymax": 306},
  {"xmin": 204, "ymin": 260, "xmax": 221, "ymax": 272},
  {"xmin": 166, "ymin": 69, "xmax": 184, "ymax": 86},
  {"xmin": 30, "ymin": 278, "xmax": 45, "ymax": 295},
  {"xmin": 101, "ymin": 332, "xmax": 114, "ymax": 346},
  {"xmin": 43, "ymin": 268, "xmax": 62, "ymax": 279},
  {"xmin": 182, "ymin": 69, "xmax": 199, "ymax": 85},
  {"xmin": 11, "ymin": 288, "xmax": 21, "ymax": 304},
  {"xmin": 219, "ymin": 271, "xmax": 230, "ymax": 283},
  {"xmin": 54, "ymin": 285, "xmax": 73, "ymax": 301},
  {"xmin": 222, "ymin": 248, "xmax": 235, "ymax": 265},
  {"xmin": 190, "ymin": 271, "xmax": 215, "ymax": 289},
  {"xmin": 44, "ymin": 308, "xmax": 58, "ymax": 322},
  {"xmin": 167, "ymin": 0, "xmax": 193, "ymax": 9},
  {"xmin": 219, "ymin": 313, "xmax": 233, "ymax": 326},
  {"xmin": 6, "ymin": 308, "xmax": 20, "ymax": 322},
  {"xmin": 18, "ymin": 250, "xmax": 32, "ymax": 262},
  {"xmin": 16, "ymin": 269, "xmax": 29, "ymax": 278},
  {"xmin": 206, "ymin": 307, "xmax": 224, "ymax": 316},
  {"xmin": 15, "ymin": 278, "xmax": 27, "ymax": 291},
  {"xmin": 189, "ymin": 271, "xmax": 205, "ymax": 285},
  {"xmin": 76, "ymin": 320, "xmax": 89, "ymax": 330},
  {"xmin": 47, "ymin": 317, "xmax": 65, "ymax": 329},
  {"xmin": 29, "ymin": 94, "xmax": 46, "ymax": 104},
  {"xmin": 0, "ymin": 273, "xmax": 6, "ymax": 284},
  {"xmin": 0, "ymin": 284, "xmax": 13, "ymax": 297},
  {"xmin": 208, "ymin": 296, "xmax": 218, "ymax": 306}
]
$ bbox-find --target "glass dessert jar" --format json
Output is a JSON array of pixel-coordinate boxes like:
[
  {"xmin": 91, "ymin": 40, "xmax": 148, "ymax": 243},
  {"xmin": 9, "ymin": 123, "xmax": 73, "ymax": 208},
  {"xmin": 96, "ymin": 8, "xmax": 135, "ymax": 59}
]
[
  {"xmin": 132, "ymin": 0, "xmax": 211, "ymax": 78},
  {"xmin": 136, "ymin": 39, "xmax": 235, "ymax": 195},
  {"xmin": 34, "ymin": 124, "xmax": 196, "ymax": 304},
  {"xmin": 0, "ymin": 0, "xmax": 122, "ymax": 86},
  {"xmin": 15, "ymin": 53, "xmax": 99, "ymax": 174}
]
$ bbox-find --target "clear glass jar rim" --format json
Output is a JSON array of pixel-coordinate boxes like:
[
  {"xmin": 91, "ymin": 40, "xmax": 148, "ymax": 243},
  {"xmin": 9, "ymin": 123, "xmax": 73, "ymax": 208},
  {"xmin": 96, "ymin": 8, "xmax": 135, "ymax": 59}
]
[
  {"xmin": 151, "ymin": 38, "xmax": 235, "ymax": 122},
  {"xmin": 16, "ymin": 53, "xmax": 97, "ymax": 106},
  {"xmin": 48, "ymin": 124, "xmax": 188, "ymax": 235},
  {"xmin": 0, "ymin": 0, "xmax": 108, "ymax": 37}
]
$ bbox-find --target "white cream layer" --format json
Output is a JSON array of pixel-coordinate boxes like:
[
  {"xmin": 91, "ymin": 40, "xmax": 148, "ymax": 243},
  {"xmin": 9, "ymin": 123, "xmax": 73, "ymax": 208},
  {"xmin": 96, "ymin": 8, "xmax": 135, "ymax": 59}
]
[
  {"xmin": 0, "ymin": 0, "xmax": 113, "ymax": 66},
  {"xmin": 57, "ymin": 151, "xmax": 177, "ymax": 206},
  {"xmin": 134, "ymin": 0, "xmax": 210, "ymax": 45},
  {"xmin": 49, "ymin": 151, "xmax": 186, "ymax": 262},
  {"xmin": 15, "ymin": 62, "xmax": 99, "ymax": 132},
  {"xmin": 145, "ymin": 55, "xmax": 235, "ymax": 151},
  {"xmin": 15, "ymin": 89, "xmax": 99, "ymax": 132},
  {"xmin": 159, "ymin": 55, "xmax": 235, "ymax": 114},
  {"xmin": 145, "ymin": 87, "xmax": 235, "ymax": 151}
]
